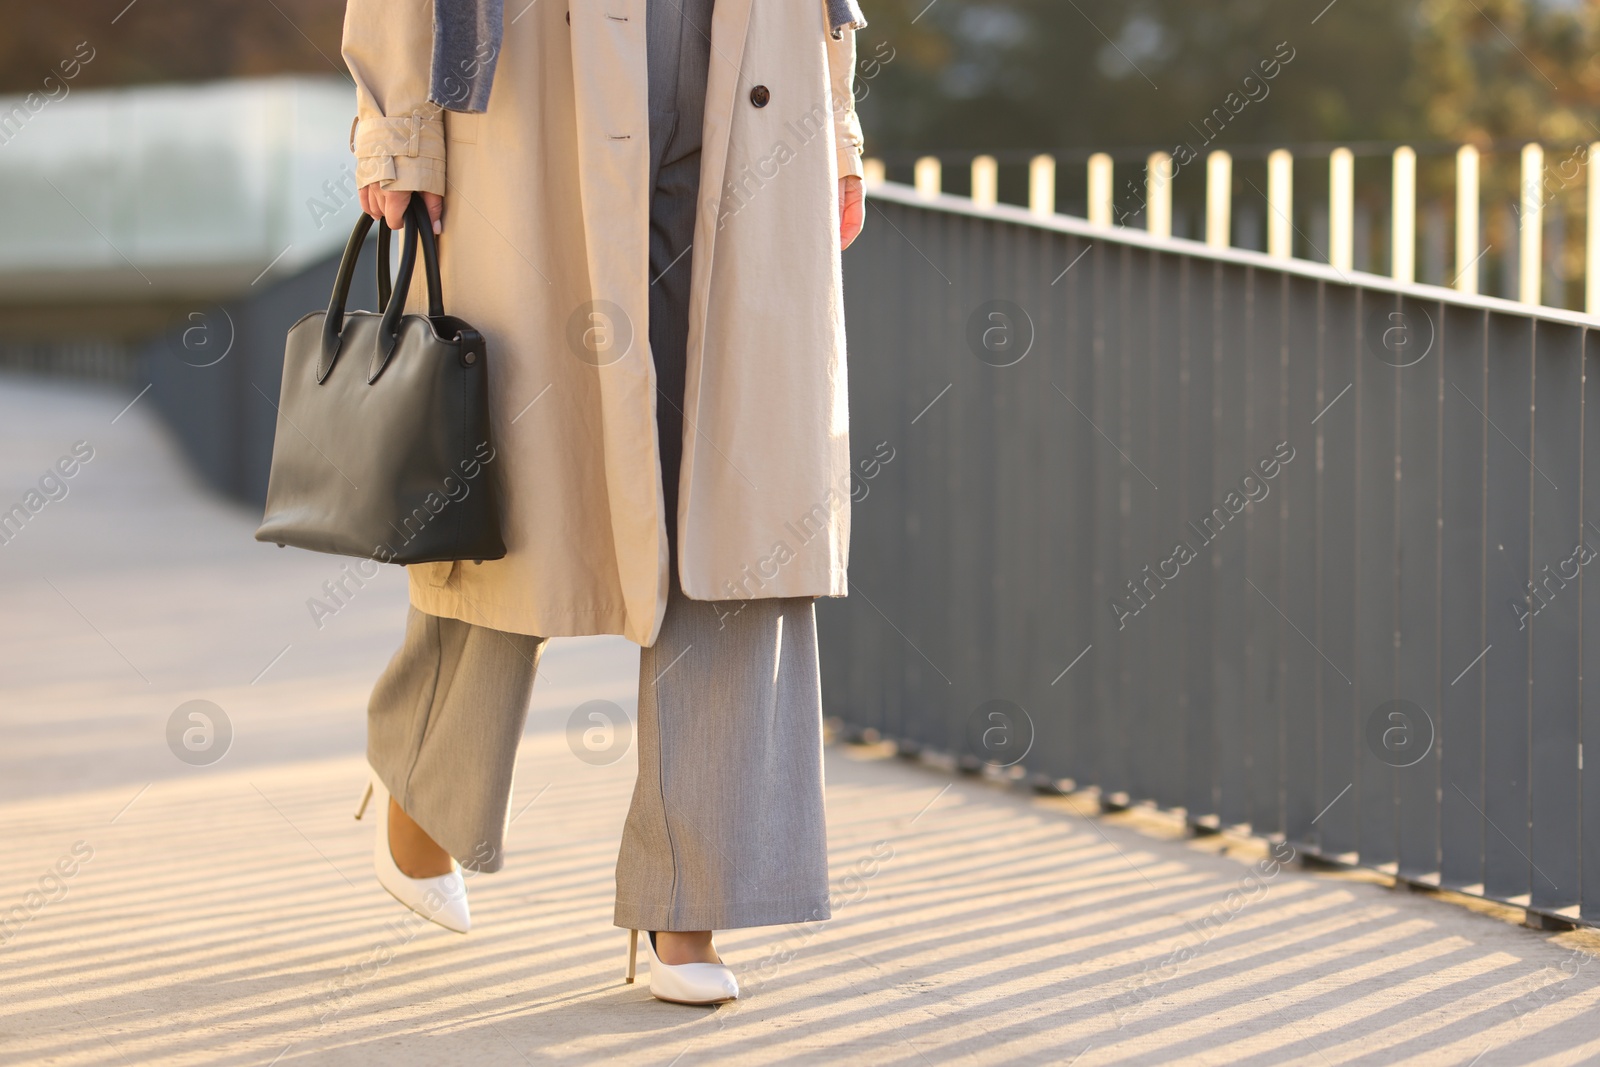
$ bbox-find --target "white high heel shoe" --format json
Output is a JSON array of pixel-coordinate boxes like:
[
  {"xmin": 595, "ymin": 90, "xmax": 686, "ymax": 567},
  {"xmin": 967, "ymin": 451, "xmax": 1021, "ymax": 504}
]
[
  {"xmin": 625, "ymin": 929, "xmax": 739, "ymax": 1006},
  {"xmin": 355, "ymin": 778, "xmax": 471, "ymax": 934}
]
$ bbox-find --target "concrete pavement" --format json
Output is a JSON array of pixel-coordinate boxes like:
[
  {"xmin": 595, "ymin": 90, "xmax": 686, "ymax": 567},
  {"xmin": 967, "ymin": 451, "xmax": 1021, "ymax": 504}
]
[{"xmin": 3, "ymin": 372, "xmax": 1599, "ymax": 1066}]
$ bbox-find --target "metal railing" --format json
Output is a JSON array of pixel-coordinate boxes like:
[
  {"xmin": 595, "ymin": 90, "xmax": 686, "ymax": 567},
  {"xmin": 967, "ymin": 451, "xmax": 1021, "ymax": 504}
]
[
  {"xmin": 821, "ymin": 179, "xmax": 1600, "ymax": 929},
  {"xmin": 866, "ymin": 139, "xmax": 1600, "ymax": 312}
]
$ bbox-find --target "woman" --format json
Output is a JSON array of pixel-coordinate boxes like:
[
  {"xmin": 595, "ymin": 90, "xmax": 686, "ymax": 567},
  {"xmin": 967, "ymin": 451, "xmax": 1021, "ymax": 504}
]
[{"xmin": 340, "ymin": 0, "xmax": 866, "ymax": 1006}]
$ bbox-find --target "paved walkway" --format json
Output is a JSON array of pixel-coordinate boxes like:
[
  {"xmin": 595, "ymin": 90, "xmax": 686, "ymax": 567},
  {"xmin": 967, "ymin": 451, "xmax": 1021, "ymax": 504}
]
[{"xmin": 3, "ymin": 372, "xmax": 1600, "ymax": 1066}]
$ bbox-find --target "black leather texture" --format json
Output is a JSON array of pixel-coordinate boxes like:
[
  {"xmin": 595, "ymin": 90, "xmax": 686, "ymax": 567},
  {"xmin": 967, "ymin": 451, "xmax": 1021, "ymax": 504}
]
[{"xmin": 255, "ymin": 195, "xmax": 506, "ymax": 565}]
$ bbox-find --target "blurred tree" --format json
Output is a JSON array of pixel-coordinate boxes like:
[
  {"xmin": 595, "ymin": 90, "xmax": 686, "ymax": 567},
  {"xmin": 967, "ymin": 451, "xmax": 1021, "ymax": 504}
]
[
  {"xmin": 1409, "ymin": 0, "xmax": 1600, "ymax": 147},
  {"xmin": 1405, "ymin": 0, "xmax": 1600, "ymax": 307},
  {"xmin": 856, "ymin": 0, "xmax": 1424, "ymax": 158},
  {"xmin": 0, "ymin": 0, "xmax": 346, "ymax": 95}
]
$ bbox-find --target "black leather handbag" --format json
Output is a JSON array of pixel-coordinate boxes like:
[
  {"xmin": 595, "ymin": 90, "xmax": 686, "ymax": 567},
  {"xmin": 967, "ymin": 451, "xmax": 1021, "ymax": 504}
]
[{"xmin": 255, "ymin": 194, "xmax": 506, "ymax": 565}]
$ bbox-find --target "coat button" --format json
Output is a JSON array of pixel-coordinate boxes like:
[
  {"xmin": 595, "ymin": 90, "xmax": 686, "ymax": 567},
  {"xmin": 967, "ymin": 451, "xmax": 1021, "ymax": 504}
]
[{"xmin": 750, "ymin": 85, "xmax": 770, "ymax": 108}]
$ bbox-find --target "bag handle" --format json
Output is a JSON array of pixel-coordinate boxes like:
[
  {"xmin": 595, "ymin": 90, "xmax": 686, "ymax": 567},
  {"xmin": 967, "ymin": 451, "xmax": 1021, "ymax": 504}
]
[
  {"xmin": 368, "ymin": 198, "xmax": 447, "ymax": 382},
  {"xmin": 375, "ymin": 201, "xmax": 444, "ymax": 317},
  {"xmin": 318, "ymin": 194, "xmax": 444, "ymax": 383},
  {"xmin": 377, "ymin": 218, "xmax": 391, "ymax": 310}
]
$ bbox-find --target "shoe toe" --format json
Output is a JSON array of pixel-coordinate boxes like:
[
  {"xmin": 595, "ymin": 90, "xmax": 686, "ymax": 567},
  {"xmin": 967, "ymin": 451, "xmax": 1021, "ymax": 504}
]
[
  {"xmin": 436, "ymin": 899, "xmax": 471, "ymax": 934},
  {"xmin": 431, "ymin": 873, "xmax": 472, "ymax": 933}
]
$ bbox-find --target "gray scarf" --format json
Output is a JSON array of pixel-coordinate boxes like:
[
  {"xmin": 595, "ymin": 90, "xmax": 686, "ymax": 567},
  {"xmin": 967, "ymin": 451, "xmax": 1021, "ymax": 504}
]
[{"xmin": 430, "ymin": 0, "xmax": 867, "ymax": 113}]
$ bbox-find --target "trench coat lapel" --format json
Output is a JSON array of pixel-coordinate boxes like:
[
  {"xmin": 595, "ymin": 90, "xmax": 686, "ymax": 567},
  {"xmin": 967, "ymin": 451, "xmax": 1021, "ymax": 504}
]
[{"xmin": 694, "ymin": 0, "xmax": 755, "ymax": 250}]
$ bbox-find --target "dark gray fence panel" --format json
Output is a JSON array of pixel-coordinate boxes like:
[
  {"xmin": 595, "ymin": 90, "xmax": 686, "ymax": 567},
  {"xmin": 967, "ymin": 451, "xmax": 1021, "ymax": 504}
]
[
  {"xmin": 1150, "ymin": 250, "xmax": 1188, "ymax": 810},
  {"xmin": 1060, "ymin": 233, "xmax": 1099, "ymax": 789},
  {"xmin": 1529, "ymin": 321, "xmax": 1583, "ymax": 915},
  {"xmin": 880, "ymin": 203, "xmax": 913, "ymax": 744},
  {"xmin": 904, "ymin": 206, "xmax": 943, "ymax": 747},
  {"xmin": 1317, "ymin": 283, "xmax": 1361, "ymax": 860},
  {"xmin": 1123, "ymin": 247, "xmax": 1158, "ymax": 805},
  {"xmin": 1182, "ymin": 257, "xmax": 1219, "ymax": 826},
  {"xmin": 1012, "ymin": 224, "xmax": 1060, "ymax": 783},
  {"xmin": 1439, "ymin": 306, "xmax": 1488, "ymax": 893},
  {"xmin": 1090, "ymin": 242, "xmax": 1126, "ymax": 799},
  {"xmin": 1356, "ymin": 289, "xmax": 1401, "ymax": 872},
  {"xmin": 1584, "ymin": 330, "xmax": 1600, "ymax": 924},
  {"xmin": 1282, "ymin": 275, "xmax": 1323, "ymax": 843},
  {"xmin": 1010, "ymin": 225, "xmax": 1044, "ymax": 768},
  {"xmin": 911, "ymin": 204, "xmax": 939, "ymax": 742},
  {"xmin": 939, "ymin": 211, "xmax": 977, "ymax": 762},
  {"xmin": 1482, "ymin": 313, "xmax": 1535, "ymax": 903},
  {"xmin": 1213, "ymin": 263, "xmax": 1251, "ymax": 829},
  {"xmin": 1396, "ymin": 295, "xmax": 1444, "ymax": 884},
  {"xmin": 1246, "ymin": 269, "xmax": 1286, "ymax": 838}
]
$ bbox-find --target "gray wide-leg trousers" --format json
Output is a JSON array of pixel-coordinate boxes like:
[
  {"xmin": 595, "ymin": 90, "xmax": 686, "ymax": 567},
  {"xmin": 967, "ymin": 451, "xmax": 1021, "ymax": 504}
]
[{"xmin": 365, "ymin": 0, "xmax": 831, "ymax": 932}]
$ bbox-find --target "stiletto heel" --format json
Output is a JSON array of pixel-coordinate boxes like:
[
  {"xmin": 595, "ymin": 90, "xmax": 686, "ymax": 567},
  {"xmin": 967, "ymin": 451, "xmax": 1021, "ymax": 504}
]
[
  {"xmin": 626, "ymin": 929, "xmax": 639, "ymax": 983},
  {"xmin": 354, "ymin": 781, "xmax": 374, "ymax": 820},
  {"xmin": 630, "ymin": 930, "xmax": 738, "ymax": 1005},
  {"xmin": 361, "ymin": 776, "xmax": 471, "ymax": 934}
]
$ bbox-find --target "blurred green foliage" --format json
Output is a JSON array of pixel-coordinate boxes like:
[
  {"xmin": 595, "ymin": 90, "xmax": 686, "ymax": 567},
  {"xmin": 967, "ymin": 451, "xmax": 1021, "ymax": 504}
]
[
  {"xmin": 856, "ymin": 0, "xmax": 1600, "ymax": 155},
  {"xmin": 1411, "ymin": 0, "xmax": 1600, "ymax": 147}
]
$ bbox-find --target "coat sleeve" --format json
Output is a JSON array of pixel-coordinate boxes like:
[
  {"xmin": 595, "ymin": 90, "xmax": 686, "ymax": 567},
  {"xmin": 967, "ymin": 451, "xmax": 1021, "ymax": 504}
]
[
  {"xmin": 342, "ymin": 0, "xmax": 446, "ymax": 195},
  {"xmin": 824, "ymin": 16, "xmax": 865, "ymax": 180}
]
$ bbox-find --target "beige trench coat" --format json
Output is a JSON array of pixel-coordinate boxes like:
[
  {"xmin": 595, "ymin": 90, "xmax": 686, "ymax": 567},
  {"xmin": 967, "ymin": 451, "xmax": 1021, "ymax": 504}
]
[{"xmin": 342, "ymin": 0, "xmax": 863, "ymax": 646}]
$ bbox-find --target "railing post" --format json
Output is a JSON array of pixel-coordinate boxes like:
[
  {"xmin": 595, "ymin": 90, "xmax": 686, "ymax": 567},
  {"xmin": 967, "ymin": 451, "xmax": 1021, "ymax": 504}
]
[
  {"xmin": 1029, "ymin": 154, "xmax": 1056, "ymax": 217},
  {"xmin": 1088, "ymin": 153, "xmax": 1113, "ymax": 227},
  {"xmin": 1267, "ymin": 148, "xmax": 1293, "ymax": 259},
  {"xmin": 1456, "ymin": 145, "xmax": 1479, "ymax": 294},
  {"xmin": 971, "ymin": 155, "xmax": 998, "ymax": 209},
  {"xmin": 914, "ymin": 156, "xmax": 942, "ymax": 199},
  {"xmin": 1521, "ymin": 142, "xmax": 1543, "ymax": 305},
  {"xmin": 1146, "ymin": 151, "xmax": 1172, "ymax": 239},
  {"xmin": 1330, "ymin": 147, "xmax": 1354, "ymax": 272},
  {"xmin": 863, "ymin": 157, "xmax": 886, "ymax": 189},
  {"xmin": 1206, "ymin": 150, "xmax": 1232, "ymax": 249},
  {"xmin": 1589, "ymin": 143, "xmax": 1600, "ymax": 314},
  {"xmin": 1391, "ymin": 146, "xmax": 1416, "ymax": 283}
]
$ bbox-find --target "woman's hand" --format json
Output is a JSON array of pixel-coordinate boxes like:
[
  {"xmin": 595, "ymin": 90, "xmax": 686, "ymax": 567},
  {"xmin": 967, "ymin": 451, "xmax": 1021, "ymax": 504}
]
[
  {"xmin": 359, "ymin": 184, "xmax": 444, "ymax": 235},
  {"xmin": 840, "ymin": 176, "xmax": 864, "ymax": 250}
]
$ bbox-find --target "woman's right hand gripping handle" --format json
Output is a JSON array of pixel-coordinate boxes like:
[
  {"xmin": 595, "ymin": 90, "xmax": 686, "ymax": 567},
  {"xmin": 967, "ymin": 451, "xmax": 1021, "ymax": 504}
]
[{"xmin": 360, "ymin": 186, "xmax": 444, "ymax": 236}]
